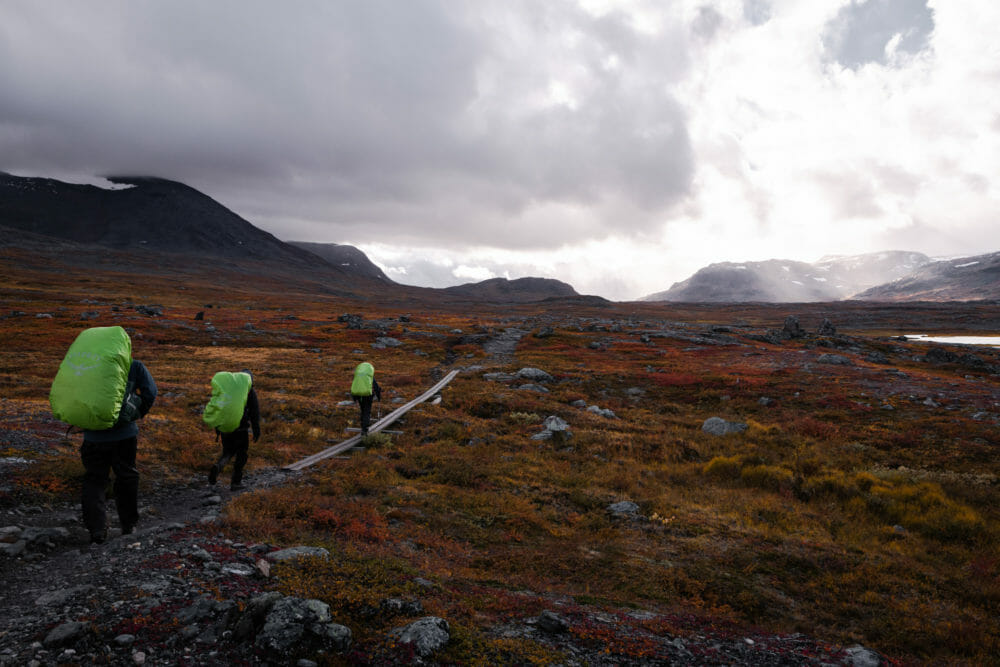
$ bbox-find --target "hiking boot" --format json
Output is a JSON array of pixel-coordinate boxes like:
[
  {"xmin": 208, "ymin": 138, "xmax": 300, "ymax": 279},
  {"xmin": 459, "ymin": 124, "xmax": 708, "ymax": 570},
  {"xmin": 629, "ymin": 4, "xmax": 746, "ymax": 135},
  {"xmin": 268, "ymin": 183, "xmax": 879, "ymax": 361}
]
[
  {"xmin": 121, "ymin": 524, "xmax": 135, "ymax": 536},
  {"xmin": 90, "ymin": 529, "xmax": 107, "ymax": 545},
  {"xmin": 208, "ymin": 464, "xmax": 219, "ymax": 485}
]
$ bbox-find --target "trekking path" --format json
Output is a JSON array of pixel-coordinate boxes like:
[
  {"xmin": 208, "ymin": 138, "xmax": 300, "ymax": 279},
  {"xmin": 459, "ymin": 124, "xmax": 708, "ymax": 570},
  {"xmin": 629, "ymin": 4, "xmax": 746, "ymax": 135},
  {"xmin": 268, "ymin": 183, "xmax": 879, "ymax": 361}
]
[{"xmin": 283, "ymin": 369, "xmax": 460, "ymax": 471}]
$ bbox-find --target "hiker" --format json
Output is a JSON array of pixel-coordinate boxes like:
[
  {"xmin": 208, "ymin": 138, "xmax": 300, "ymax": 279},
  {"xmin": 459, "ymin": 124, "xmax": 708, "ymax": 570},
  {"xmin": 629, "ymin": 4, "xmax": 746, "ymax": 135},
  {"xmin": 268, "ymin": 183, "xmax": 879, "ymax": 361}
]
[
  {"xmin": 49, "ymin": 326, "xmax": 157, "ymax": 544},
  {"xmin": 350, "ymin": 362, "xmax": 381, "ymax": 435},
  {"xmin": 204, "ymin": 370, "xmax": 260, "ymax": 491}
]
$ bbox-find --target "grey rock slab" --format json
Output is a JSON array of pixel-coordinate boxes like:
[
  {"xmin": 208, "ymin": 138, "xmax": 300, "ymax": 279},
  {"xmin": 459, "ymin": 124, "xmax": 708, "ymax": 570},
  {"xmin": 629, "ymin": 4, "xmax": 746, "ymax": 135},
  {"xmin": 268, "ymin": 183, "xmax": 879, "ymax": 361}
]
[
  {"xmin": 43, "ymin": 621, "xmax": 90, "ymax": 647},
  {"xmin": 702, "ymin": 417, "xmax": 748, "ymax": 436},
  {"xmin": 389, "ymin": 616, "xmax": 451, "ymax": 658},
  {"xmin": 266, "ymin": 546, "xmax": 330, "ymax": 562}
]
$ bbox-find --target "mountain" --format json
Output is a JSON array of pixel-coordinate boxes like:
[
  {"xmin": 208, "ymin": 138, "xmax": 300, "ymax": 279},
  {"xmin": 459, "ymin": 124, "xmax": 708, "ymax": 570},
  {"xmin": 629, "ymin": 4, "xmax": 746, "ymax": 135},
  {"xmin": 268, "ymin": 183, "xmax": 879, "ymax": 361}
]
[
  {"xmin": 288, "ymin": 241, "xmax": 390, "ymax": 282},
  {"xmin": 442, "ymin": 277, "xmax": 582, "ymax": 303},
  {"xmin": 0, "ymin": 173, "xmax": 322, "ymax": 267},
  {"xmin": 852, "ymin": 251, "xmax": 1000, "ymax": 301},
  {"xmin": 643, "ymin": 251, "xmax": 932, "ymax": 302}
]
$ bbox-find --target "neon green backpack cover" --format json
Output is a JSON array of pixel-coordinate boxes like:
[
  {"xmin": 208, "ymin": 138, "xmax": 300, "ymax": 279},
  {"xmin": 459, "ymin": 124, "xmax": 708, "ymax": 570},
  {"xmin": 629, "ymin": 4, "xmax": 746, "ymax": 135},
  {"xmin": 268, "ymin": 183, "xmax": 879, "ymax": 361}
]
[
  {"xmin": 49, "ymin": 326, "xmax": 132, "ymax": 430},
  {"xmin": 350, "ymin": 362, "xmax": 374, "ymax": 396},
  {"xmin": 203, "ymin": 372, "xmax": 253, "ymax": 433}
]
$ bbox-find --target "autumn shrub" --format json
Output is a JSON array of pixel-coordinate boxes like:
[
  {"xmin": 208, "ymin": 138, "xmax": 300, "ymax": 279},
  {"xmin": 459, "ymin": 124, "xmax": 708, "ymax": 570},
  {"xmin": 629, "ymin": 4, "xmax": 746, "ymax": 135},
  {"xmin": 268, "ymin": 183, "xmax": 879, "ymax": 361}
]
[
  {"xmin": 703, "ymin": 455, "xmax": 741, "ymax": 480},
  {"xmin": 740, "ymin": 464, "xmax": 794, "ymax": 493}
]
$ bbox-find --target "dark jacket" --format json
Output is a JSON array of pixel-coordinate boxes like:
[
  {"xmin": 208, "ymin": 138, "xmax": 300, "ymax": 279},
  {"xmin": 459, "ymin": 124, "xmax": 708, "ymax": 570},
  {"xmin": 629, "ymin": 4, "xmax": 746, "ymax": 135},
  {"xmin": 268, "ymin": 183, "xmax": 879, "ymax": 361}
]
[
  {"xmin": 238, "ymin": 387, "xmax": 261, "ymax": 441},
  {"xmin": 83, "ymin": 360, "xmax": 157, "ymax": 443}
]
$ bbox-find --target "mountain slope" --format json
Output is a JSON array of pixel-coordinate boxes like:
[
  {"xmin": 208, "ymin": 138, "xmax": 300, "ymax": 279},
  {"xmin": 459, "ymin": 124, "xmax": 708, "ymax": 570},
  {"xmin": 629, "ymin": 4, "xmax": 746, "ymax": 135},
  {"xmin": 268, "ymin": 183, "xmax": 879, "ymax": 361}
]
[
  {"xmin": 852, "ymin": 251, "xmax": 1000, "ymax": 301},
  {"xmin": 643, "ymin": 251, "xmax": 932, "ymax": 303},
  {"xmin": 0, "ymin": 173, "xmax": 321, "ymax": 266},
  {"xmin": 288, "ymin": 241, "xmax": 390, "ymax": 282},
  {"xmin": 442, "ymin": 277, "xmax": 581, "ymax": 303}
]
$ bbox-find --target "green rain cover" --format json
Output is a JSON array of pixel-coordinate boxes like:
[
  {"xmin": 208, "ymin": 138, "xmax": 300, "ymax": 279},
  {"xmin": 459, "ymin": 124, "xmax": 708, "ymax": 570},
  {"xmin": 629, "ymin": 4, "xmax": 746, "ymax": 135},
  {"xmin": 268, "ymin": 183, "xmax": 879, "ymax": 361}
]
[
  {"xmin": 203, "ymin": 372, "xmax": 252, "ymax": 433},
  {"xmin": 350, "ymin": 362, "xmax": 374, "ymax": 396},
  {"xmin": 49, "ymin": 326, "xmax": 132, "ymax": 430}
]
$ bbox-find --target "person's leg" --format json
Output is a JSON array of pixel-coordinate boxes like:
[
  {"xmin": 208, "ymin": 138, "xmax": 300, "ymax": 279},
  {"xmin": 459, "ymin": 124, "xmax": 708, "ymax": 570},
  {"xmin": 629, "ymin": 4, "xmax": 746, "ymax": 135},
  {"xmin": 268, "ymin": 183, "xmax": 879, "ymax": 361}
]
[
  {"xmin": 210, "ymin": 436, "xmax": 237, "ymax": 484},
  {"xmin": 231, "ymin": 430, "xmax": 249, "ymax": 489},
  {"xmin": 81, "ymin": 441, "xmax": 112, "ymax": 542},
  {"xmin": 359, "ymin": 396, "xmax": 373, "ymax": 434},
  {"xmin": 110, "ymin": 436, "xmax": 139, "ymax": 533}
]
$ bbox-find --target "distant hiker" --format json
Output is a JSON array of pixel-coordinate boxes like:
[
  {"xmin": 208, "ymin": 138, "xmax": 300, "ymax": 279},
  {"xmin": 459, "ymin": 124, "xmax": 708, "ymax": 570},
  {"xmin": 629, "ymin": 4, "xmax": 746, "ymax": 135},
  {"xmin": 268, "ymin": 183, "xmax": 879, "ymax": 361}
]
[
  {"xmin": 350, "ymin": 362, "xmax": 381, "ymax": 436},
  {"xmin": 49, "ymin": 326, "xmax": 157, "ymax": 544},
  {"xmin": 203, "ymin": 370, "xmax": 260, "ymax": 491}
]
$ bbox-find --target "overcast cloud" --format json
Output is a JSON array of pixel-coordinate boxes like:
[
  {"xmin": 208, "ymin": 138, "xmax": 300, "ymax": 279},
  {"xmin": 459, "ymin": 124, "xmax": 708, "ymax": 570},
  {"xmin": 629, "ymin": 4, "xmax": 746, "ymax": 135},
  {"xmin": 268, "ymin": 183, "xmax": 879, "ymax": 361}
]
[{"xmin": 1, "ymin": 0, "xmax": 998, "ymax": 300}]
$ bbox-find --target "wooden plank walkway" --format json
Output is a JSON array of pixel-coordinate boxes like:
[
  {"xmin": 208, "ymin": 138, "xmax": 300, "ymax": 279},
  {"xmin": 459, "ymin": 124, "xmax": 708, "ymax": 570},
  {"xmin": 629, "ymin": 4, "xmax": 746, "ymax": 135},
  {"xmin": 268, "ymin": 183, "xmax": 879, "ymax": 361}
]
[{"xmin": 283, "ymin": 369, "xmax": 460, "ymax": 471}]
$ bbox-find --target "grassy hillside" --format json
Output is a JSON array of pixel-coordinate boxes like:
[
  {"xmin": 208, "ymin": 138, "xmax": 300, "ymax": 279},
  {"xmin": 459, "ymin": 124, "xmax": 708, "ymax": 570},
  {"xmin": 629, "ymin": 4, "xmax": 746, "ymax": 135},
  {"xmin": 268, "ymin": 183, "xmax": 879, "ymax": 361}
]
[{"xmin": 1, "ymin": 255, "xmax": 998, "ymax": 663}]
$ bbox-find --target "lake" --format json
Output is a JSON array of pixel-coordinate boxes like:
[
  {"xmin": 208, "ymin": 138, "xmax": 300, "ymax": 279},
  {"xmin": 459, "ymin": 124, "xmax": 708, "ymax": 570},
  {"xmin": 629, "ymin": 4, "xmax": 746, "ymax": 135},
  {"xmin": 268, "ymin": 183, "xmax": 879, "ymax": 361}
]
[{"xmin": 905, "ymin": 335, "xmax": 1000, "ymax": 348}]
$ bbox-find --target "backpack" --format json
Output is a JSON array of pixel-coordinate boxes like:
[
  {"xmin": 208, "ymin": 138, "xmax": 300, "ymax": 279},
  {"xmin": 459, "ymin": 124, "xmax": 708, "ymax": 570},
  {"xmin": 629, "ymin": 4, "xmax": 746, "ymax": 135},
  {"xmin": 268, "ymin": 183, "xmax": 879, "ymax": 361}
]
[
  {"xmin": 350, "ymin": 362, "xmax": 374, "ymax": 397},
  {"xmin": 49, "ymin": 326, "xmax": 133, "ymax": 430},
  {"xmin": 203, "ymin": 372, "xmax": 253, "ymax": 433}
]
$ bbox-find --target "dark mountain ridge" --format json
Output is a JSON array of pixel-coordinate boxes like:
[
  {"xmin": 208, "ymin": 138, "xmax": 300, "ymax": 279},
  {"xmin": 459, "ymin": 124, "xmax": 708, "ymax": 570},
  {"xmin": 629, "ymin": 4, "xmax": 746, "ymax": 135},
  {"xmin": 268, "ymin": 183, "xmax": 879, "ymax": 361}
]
[
  {"xmin": 853, "ymin": 251, "xmax": 1000, "ymax": 301},
  {"xmin": 288, "ymin": 241, "xmax": 390, "ymax": 282},
  {"xmin": 442, "ymin": 276, "xmax": 585, "ymax": 303}
]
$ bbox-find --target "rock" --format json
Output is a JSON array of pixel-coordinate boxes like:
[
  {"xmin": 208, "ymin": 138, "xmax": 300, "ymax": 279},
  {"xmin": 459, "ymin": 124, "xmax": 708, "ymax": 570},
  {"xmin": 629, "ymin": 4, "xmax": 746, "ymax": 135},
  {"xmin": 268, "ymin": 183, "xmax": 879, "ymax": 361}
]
[
  {"xmin": 374, "ymin": 336, "xmax": 402, "ymax": 348},
  {"xmin": 338, "ymin": 313, "xmax": 363, "ymax": 329},
  {"xmin": 758, "ymin": 397, "xmax": 776, "ymax": 407},
  {"xmin": 188, "ymin": 546, "xmax": 214, "ymax": 562},
  {"xmin": 569, "ymin": 399, "xmax": 587, "ymax": 408},
  {"xmin": 35, "ymin": 585, "xmax": 95, "ymax": 607},
  {"xmin": 135, "ymin": 305, "xmax": 162, "ymax": 317},
  {"xmin": 233, "ymin": 592, "xmax": 282, "ymax": 641},
  {"xmin": 866, "ymin": 351, "xmax": 889, "ymax": 364},
  {"xmin": 256, "ymin": 597, "xmax": 351, "ymax": 655},
  {"xmin": 389, "ymin": 616, "xmax": 450, "ymax": 658},
  {"xmin": 517, "ymin": 367, "xmax": 554, "ymax": 383},
  {"xmin": 483, "ymin": 372, "xmax": 517, "ymax": 382},
  {"xmin": 0, "ymin": 526, "xmax": 22, "ymax": 543},
  {"xmin": 517, "ymin": 383, "xmax": 549, "ymax": 393},
  {"xmin": 843, "ymin": 644, "xmax": 882, "ymax": 667},
  {"xmin": 816, "ymin": 353, "xmax": 852, "ymax": 365},
  {"xmin": 543, "ymin": 416, "xmax": 569, "ymax": 432},
  {"xmin": 381, "ymin": 598, "xmax": 424, "ymax": 616},
  {"xmin": 80, "ymin": 310, "xmax": 100, "ymax": 320},
  {"xmin": 607, "ymin": 501, "xmax": 640, "ymax": 518},
  {"xmin": 924, "ymin": 347, "xmax": 959, "ymax": 364},
  {"xmin": 536, "ymin": 610, "xmax": 569, "ymax": 634},
  {"xmin": 702, "ymin": 417, "xmax": 748, "ymax": 436},
  {"xmin": 782, "ymin": 315, "xmax": 806, "ymax": 339},
  {"xmin": 194, "ymin": 311, "xmax": 204, "ymax": 320},
  {"xmin": 266, "ymin": 546, "xmax": 330, "ymax": 562},
  {"xmin": 586, "ymin": 405, "xmax": 617, "ymax": 419},
  {"xmin": 43, "ymin": 621, "xmax": 90, "ymax": 647},
  {"xmin": 533, "ymin": 326, "xmax": 555, "ymax": 338},
  {"xmin": 114, "ymin": 634, "xmax": 135, "ymax": 646},
  {"xmin": 0, "ymin": 540, "xmax": 27, "ymax": 557},
  {"xmin": 817, "ymin": 318, "xmax": 836, "ymax": 335},
  {"xmin": 132, "ymin": 651, "xmax": 146, "ymax": 665}
]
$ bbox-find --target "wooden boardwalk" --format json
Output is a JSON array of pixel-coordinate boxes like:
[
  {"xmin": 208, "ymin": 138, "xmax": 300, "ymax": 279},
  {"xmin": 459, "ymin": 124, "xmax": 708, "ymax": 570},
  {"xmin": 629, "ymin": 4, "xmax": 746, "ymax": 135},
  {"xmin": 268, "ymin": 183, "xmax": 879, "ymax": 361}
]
[{"xmin": 283, "ymin": 369, "xmax": 460, "ymax": 471}]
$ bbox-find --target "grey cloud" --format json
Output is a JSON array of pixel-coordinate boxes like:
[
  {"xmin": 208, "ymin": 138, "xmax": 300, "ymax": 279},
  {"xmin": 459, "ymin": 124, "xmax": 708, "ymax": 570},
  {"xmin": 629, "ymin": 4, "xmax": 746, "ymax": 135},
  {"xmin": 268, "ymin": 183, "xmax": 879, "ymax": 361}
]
[
  {"xmin": 823, "ymin": 0, "xmax": 934, "ymax": 70},
  {"xmin": 692, "ymin": 6, "xmax": 725, "ymax": 40},
  {"xmin": 0, "ymin": 0, "xmax": 695, "ymax": 251},
  {"xmin": 742, "ymin": 0, "xmax": 772, "ymax": 27}
]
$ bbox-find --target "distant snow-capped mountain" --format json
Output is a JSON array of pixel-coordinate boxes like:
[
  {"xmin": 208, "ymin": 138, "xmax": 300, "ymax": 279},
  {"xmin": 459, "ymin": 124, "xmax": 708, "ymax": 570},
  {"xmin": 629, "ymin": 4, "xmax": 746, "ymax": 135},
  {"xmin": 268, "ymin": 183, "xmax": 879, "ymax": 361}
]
[{"xmin": 642, "ymin": 251, "xmax": 933, "ymax": 302}]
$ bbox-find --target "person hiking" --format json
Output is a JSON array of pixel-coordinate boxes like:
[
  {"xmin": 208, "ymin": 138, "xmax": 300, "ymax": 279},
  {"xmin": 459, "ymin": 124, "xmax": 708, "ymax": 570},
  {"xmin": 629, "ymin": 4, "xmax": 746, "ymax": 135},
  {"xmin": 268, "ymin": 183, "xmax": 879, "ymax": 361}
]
[
  {"xmin": 81, "ymin": 358, "xmax": 156, "ymax": 544},
  {"xmin": 350, "ymin": 362, "xmax": 381, "ymax": 436},
  {"xmin": 49, "ymin": 326, "xmax": 157, "ymax": 545},
  {"xmin": 205, "ymin": 370, "xmax": 260, "ymax": 491}
]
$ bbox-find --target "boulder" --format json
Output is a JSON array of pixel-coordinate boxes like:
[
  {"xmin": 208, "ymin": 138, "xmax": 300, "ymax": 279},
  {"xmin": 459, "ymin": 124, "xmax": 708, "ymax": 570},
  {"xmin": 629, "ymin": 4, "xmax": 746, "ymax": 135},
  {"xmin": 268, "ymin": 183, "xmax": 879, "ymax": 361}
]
[
  {"xmin": 702, "ymin": 417, "xmax": 748, "ymax": 436},
  {"xmin": 517, "ymin": 367, "xmax": 554, "ymax": 383},
  {"xmin": 266, "ymin": 546, "xmax": 330, "ymax": 562},
  {"xmin": 43, "ymin": 621, "xmax": 90, "ymax": 647},
  {"xmin": 607, "ymin": 501, "xmax": 640, "ymax": 518},
  {"xmin": 389, "ymin": 616, "xmax": 450, "ymax": 658},
  {"xmin": 256, "ymin": 597, "xmax": 351, "ymax": 655},
  {"xmin": 816, "ymin": 353, "xmax": 852, "ymax": 365},
  {"xmin": 536, "ymin": 610, "xmax": 569, "ymax": 634},
  {"xmin": 782, "ymin": 315, "xmax": 806, "ymax": 339},
  {"xmin": 817, "ymin": 318, "xmax": 836, "ymax": 335}
]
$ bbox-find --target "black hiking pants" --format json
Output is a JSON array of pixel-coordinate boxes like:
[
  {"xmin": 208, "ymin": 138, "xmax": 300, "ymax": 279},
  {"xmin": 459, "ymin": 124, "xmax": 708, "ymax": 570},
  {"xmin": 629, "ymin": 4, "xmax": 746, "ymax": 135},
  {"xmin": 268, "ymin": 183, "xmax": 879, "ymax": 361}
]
[
  {"xmin": 216, "ymin": 429, "xmax": 250, "ymax": 485},
  {"xmin": 355, "ymin": 395, "xmax": 374, "ymax": 433},
  {"xmin": 81, "ymin": 436, "xmax": 139, "ymax": 537}
]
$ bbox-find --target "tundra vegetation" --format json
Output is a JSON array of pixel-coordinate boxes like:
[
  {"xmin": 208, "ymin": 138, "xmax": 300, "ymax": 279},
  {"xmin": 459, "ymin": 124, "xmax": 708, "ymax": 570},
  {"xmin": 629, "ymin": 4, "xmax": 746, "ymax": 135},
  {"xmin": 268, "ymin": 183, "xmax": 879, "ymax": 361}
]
[{"xmin": 1, "ymin": 256, "xmax": 998, "ymax": 664}]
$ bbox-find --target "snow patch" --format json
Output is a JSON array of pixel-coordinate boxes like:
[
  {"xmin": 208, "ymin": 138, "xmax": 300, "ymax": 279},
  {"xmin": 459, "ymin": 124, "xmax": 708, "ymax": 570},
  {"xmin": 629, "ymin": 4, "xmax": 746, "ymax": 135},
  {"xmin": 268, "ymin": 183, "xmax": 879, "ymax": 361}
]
[{"xmin": 954, "ymin": 261, "xmax": 980, "ymax": 268}]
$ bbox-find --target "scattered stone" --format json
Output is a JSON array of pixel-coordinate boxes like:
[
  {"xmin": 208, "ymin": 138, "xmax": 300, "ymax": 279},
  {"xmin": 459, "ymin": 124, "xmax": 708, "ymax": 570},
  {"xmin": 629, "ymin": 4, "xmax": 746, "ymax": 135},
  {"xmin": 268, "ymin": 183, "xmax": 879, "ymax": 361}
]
[
  {"xmin": 43, "ymin": 621, "xmax": 90, "ymax": 647},
  {"xmin": 570, "ymin": 399, "xmax": 587, "ymax": 408},
  {"xmin": 536, "ymin": 610, "xmax": 569, "ymax": 634},
  {"xmin": 483, "ymin": 372, "xmax": 516, "ymax": 383},
  {"xmin": 373, "ymin": 336, "xmax": 402, "ymax": 348},
  {"xmin": 866, "ymin": 351, "xmax": 890, "ymax": 364},
  {"xmin": 607, "ymin": 501, "xmax": 640, "ymax": 518},
  {"xmin": 35, "ymin": 585, "xmax": 95, "ymax": 607},
  {"xmin": 80, "ymin": 310, "xmax": 100, "ymax": 320},
  {"xmin": 132, "ymin": 650, "xmax": 146, "ymax": 665},
  {"xmin": 702, "ymin": 417, "xmax": 748, "ymax": 436},
  {"xmin": 266, "ymin": 546, "xmax": 330, "ymax": 562},
  {"xmin": 194, "ymin": 311, "xmax": 204, "ymax": 320},
  {"xmin": 843, "ymin": 645, "xmax": 882, "ymax": 667},
  {"xmin": 817, "ymin": 318, "xmax": 836, "ymax": 335},
  {"xmin": 816, "ymin": 353, "xmax": 852, "ymax": 365},
  {"xmin": 518, "ymin": 383, "xmax": 550, "ymax": 393},
  {"xmin": 389, "ymin": 617, "xmax": 450, "ymax": 658},
  {"xmin": 517, "ymin": 367, "xmax": 554, "ymax": 383},
  {"xmin": 0, "ymin": 526, "xmax": 22, "ymax": 543},
  {"xmin": 256, "ymin": 597, "xmax": 351, "ymax": 655},
  {"xmin": 338, "ymin": 313, "xmax": 363, "ymax": 329},
  {"xmin": 586, "ymin": 405, "xmax": 617, "ymax": 419},
  {"xmin": 533, "ymin": 326, "xmax": 555, "ymax": 338},
  {"xmin": 114, "ymin": 634, "xmax": 136, "ymax": 646},
  {"xmin": 135, "ymin": 305, "xmax": 162, "ymax": 317},
  {"xmin": 758, "ymin": 397, "xmax": 776, "ymax": 407}
]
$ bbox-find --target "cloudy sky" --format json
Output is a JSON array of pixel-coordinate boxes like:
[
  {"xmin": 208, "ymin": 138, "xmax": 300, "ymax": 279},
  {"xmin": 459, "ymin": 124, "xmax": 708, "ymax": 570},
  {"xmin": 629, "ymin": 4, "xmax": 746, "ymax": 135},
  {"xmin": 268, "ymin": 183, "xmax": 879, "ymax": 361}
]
[{"xmin": 1, "ymin": 1, "xmax": 997, "ymax": 300}]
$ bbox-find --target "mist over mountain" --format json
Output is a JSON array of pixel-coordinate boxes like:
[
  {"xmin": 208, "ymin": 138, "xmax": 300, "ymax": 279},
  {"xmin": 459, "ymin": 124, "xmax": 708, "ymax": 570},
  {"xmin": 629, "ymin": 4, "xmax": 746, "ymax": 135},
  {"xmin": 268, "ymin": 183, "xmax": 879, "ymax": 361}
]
[
  {"xmin": 642, "ymin": 251, "xmax": 935, "ymax": 302},
  {"xmin": 853, "ymin": 251, "xmax": 1000, "ymax": 301}
]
